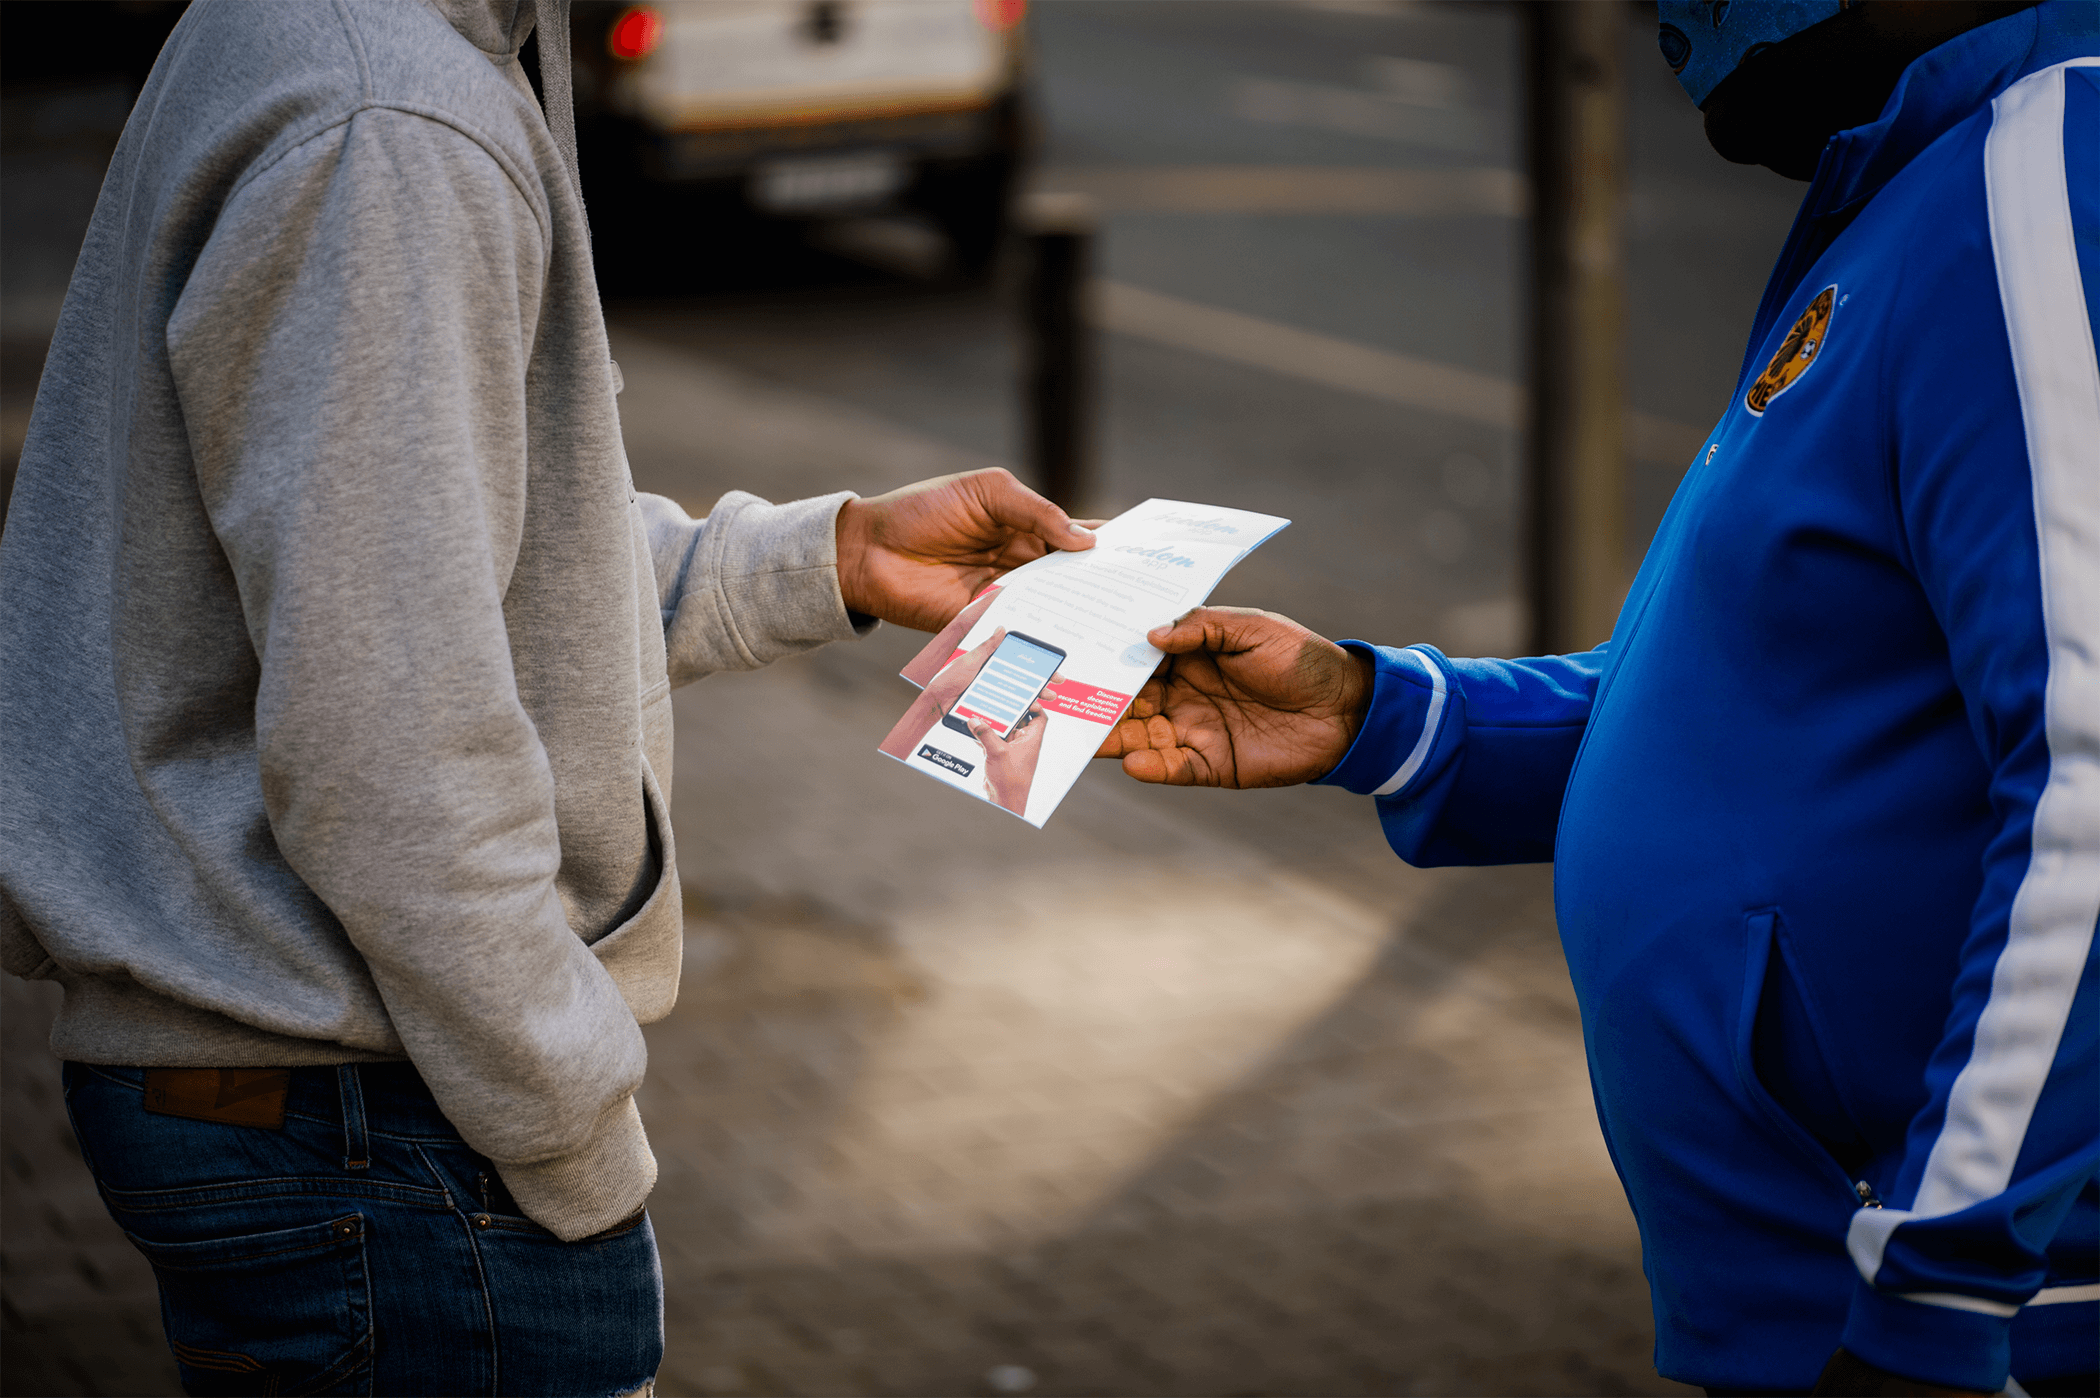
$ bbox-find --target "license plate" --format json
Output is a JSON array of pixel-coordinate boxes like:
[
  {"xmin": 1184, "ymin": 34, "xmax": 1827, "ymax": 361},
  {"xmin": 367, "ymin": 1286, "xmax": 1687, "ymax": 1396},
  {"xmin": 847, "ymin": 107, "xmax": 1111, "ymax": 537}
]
[{"xmin": 750, "ymin": 151, "xmax": 909, "ymax": 213}]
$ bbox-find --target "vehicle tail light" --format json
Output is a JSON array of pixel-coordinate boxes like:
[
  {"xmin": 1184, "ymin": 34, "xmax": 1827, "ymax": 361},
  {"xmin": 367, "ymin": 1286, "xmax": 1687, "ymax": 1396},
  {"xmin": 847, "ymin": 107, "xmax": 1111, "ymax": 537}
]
[
  {"xmin": 608, "ymin": 6, "xmax": 663, "ymax": 60},
  {"xmin": 974, "ymin": 0, "xmax": 1026, "ymax": 31}
]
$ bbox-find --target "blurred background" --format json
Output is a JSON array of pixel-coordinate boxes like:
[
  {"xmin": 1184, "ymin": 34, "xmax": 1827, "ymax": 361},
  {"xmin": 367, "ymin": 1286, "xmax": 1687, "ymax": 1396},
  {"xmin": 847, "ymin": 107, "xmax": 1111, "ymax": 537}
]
[{"xmin": 2, "ymin": 1, "xmax": 1804, "ymax": 1393}]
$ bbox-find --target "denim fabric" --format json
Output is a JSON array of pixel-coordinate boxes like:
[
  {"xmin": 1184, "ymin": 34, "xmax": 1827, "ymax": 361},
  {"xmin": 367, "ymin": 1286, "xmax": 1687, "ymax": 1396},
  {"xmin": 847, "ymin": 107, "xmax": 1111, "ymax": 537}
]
[{"xmin": 62, "ymin": 1061, "xmax": 662, "ymax": 1397}]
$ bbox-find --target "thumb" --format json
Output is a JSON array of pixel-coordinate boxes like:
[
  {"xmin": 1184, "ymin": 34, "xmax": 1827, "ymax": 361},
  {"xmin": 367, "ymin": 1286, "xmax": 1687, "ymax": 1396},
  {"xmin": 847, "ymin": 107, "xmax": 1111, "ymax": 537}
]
[
  {"xmin": 974, "ymin": 470, "xmax": 1096, "ymax": 552},
  {"xmin": 966, "ymin": 716, "xmax": 997, "ymax": 745},
  {"xmin": 1147, "ymin": 606, "xmax": 1292, "ymax": 656}
]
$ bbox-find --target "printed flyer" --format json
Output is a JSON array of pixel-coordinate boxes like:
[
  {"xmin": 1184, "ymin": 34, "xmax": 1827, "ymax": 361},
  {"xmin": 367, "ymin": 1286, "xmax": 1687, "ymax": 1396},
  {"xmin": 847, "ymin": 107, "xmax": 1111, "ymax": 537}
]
[{"xmin": 878, "ymin": 498, "xmax": 1290, "ymax": 827}]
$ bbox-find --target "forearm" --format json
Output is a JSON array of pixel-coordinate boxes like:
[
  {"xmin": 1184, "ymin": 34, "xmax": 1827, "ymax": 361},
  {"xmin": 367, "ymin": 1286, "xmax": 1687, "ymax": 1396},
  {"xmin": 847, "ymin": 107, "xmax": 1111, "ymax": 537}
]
[
  {"xmin": 1318, "ymin": 645, "xmax": 1603, "ymax": 866},
  {"xmin": 879, "ymin": 689, "xmax": 949, "ymax": 758}
]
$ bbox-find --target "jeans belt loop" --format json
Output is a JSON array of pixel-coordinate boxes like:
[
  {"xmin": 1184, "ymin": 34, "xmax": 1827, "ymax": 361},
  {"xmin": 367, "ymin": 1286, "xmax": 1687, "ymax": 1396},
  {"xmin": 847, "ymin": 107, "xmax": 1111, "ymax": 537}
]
[{"xmin": 337, "ymin": 1064, "xmax": 370, "ymax": 1171}]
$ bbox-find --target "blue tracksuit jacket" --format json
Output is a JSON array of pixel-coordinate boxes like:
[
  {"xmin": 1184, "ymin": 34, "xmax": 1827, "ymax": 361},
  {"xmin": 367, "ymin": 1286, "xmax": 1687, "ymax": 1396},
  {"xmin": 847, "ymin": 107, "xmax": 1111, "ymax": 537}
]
[{"xmin": 1316, "ymin": 6, "xmax": 2100, "ymax": 1390}]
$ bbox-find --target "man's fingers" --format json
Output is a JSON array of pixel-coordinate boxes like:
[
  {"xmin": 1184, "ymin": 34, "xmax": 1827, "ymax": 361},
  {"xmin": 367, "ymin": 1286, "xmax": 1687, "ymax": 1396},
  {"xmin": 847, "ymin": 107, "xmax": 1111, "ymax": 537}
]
[
  {"xmin": 1146, "ymin": 605, "xmax": 1306, "ymax": 657},
  {"xmin": 1105, "ymin": 709, "xmax": 1219, "ymax": 787},
  {"xmin": 971, "ymin": 469, "xmax": 1096, "ymax": 553},
  {"xmin": 1121, "ymin": 749, "xmax": 1169, "ymax": 783},
  {"xmin": 1120, "ymin": 745, "xmax": 1205, "ymax": 786},
  {"xmin": 1101, "ymin": 708, "xmax": 1177, "ymax": 754},
  {"xmin": 1096, "ymin": 715, "xmax": 1148, "ymax": 756}
]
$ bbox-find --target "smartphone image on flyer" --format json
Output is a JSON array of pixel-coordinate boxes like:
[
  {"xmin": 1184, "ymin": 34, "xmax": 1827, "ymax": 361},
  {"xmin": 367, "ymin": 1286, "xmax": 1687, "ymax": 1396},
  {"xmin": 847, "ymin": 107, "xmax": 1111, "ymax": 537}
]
[{"xmin": 941, "ymin": 632, "xmax": 1065, "ymax": 741}]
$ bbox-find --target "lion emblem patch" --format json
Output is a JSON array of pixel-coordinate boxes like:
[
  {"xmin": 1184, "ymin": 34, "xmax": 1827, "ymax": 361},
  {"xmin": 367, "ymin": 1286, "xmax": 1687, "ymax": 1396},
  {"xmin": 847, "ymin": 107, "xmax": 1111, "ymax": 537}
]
[{"xmin": 1746, "ymin": 284, "xmax": 1836, "ymax": 416}]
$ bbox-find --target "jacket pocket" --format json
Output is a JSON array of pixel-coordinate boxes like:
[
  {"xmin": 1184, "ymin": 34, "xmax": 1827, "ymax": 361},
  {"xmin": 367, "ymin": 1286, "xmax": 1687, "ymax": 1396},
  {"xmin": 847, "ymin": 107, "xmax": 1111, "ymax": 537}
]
[
  {"xmin": 1735, "ymin": 909, "xmax": 1868, "ymax": 1199},
  {"xmin": 127, "ymin": 1212, "xmax": 372, "ymax": 1396}
]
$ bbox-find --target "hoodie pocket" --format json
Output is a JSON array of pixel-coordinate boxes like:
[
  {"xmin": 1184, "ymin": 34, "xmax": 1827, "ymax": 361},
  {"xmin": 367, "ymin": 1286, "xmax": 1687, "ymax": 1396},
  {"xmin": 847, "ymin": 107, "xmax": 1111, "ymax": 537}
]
[
  {"xmin": 585, "ymin": 758, "xmax": 681, "ymax": 1024},
  {"xmin": 1735, "ymin": 909, "xmax": 1869, "ymax": 1199}
]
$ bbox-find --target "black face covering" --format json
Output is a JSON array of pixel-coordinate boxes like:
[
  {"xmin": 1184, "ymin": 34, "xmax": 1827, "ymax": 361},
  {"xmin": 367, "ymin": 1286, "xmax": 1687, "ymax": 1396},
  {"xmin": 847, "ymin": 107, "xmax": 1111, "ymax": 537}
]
[{"xmin": 1688, "ymin": 2, "xmax": 2044, "ymax": 180}]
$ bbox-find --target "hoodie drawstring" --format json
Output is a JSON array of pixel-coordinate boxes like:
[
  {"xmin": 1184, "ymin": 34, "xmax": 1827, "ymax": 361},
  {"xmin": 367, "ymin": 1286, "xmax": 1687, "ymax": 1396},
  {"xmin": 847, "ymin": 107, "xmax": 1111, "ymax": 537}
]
[{"xmin": 532, "ymin": 0, "xmax": 584, "ymax": 206}]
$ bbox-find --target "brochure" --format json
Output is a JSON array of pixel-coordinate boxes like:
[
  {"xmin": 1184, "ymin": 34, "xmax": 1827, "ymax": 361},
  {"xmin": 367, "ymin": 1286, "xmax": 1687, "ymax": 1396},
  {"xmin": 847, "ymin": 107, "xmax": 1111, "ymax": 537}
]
[{"xmin": 879, "ymin": 498, "xmax": 1290, "ymax": 827}]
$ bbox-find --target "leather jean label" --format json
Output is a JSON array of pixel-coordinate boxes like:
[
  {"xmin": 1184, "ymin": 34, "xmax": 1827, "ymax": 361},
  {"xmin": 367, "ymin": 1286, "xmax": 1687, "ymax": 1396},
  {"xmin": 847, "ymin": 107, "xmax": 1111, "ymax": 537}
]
[{"xmin": 142, "ymin": 1068, "xmax": 290, "ymax": 1129}]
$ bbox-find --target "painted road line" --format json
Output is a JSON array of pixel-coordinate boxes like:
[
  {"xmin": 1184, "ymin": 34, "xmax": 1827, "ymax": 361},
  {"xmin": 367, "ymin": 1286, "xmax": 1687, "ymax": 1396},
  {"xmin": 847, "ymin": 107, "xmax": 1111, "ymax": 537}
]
[
  {"xmin": 1094, "ymin": 280, "xmax": 1710, "ymax": 468},
  {"xmin": 1036, "ymin": 165, "xmax": 1526, "ymax": 218}
]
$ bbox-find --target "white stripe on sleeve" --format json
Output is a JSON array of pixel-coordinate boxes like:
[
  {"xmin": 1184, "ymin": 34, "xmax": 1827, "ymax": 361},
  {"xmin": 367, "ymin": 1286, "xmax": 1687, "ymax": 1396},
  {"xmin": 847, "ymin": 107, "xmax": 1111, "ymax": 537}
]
[
  {"xmin": 1848, "ymin": 57, "xmax": 2100, "ymax": 1290},
  {"xmin": 2029, "ymin": 1283, "xmax": 2100, "ymax": 1306},
  {"xmin": 1371, "ymin": 648, "xmax": 1447, "ymax": 797}
]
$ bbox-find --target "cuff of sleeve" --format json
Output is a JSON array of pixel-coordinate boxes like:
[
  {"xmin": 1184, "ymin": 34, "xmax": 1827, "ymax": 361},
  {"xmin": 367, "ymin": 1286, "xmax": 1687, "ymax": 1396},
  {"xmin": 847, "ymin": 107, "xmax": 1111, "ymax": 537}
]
[
  {"xmin": 1840, "ymin": 1280, "xmax": 2012, "ymax": 1395},
  {"xmin": 496, "ymin": 1094, "xmax": 659, "ymax": 1243},
  {"xmin": 1313, "ymin": 643, "xmax": 1449, "ymax": 797},
  {"xmin": 667, "ymin": 490, "xmax": 875, "ymax": 678}
]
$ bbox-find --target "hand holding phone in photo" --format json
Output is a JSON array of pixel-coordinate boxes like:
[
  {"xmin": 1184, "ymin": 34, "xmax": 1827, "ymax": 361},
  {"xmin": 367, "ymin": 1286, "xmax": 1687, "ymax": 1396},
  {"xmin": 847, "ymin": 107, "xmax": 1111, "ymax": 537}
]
[
  {"xmin": 967, "ymin": 703, "xmax": 1050, "ymax": 815},
  {"xmin": 900, "ymin": 585, "xmax": 1000, "ymax": 689},
  {"xmin": 877, "ymin": 628, "xmax": 1008, "ymax": 761}
]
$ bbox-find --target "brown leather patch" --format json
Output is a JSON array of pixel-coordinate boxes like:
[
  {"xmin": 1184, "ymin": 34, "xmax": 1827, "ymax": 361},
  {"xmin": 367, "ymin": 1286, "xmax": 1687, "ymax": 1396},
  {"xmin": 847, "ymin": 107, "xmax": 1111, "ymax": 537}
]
[{"xmin": 142, "ymin": 1068, "xmax": 289, "ymax": 1129}]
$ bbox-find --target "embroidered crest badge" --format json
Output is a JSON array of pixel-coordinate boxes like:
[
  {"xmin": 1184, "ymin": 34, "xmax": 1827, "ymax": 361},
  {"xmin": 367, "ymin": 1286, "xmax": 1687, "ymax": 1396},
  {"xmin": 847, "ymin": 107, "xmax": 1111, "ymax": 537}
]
[{"xmin": 1746, "ymin": 284, "xmax": 1836, "ymax": 416}]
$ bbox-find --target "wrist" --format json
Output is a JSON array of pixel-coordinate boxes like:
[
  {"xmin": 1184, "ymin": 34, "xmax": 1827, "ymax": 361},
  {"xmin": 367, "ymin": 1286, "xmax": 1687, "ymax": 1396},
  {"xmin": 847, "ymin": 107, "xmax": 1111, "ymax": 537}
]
[
  {"xmin": 1340, "ymin": 645, "xmax": 1375, "ymax": 746},
  {"xmin": 834, "ymin": 497, "xmax": 872, "ymax": 617},
  {"xmin": 1314, "ymin": 644, "xmax": 1454, "ymax": 797}
]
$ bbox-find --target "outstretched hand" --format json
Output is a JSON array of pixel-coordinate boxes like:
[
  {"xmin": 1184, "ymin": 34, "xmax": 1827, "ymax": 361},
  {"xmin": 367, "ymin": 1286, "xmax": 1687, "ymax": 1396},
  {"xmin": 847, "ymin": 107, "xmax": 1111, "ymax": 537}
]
[
  {"xmin": 1096, "ymin": 607, "xmax": 1373, "ymax": 788},
  {"xmin": 837, "ymin": 469, "xmax": 1095, "ymax": 632}
]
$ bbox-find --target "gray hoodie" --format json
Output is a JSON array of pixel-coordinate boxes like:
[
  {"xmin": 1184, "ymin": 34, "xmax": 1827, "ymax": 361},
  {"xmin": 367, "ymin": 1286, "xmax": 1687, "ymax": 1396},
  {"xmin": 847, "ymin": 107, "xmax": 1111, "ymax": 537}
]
[{"xmin": 0, "ymin": 0, "xmax": 867, "ymax": 1240}]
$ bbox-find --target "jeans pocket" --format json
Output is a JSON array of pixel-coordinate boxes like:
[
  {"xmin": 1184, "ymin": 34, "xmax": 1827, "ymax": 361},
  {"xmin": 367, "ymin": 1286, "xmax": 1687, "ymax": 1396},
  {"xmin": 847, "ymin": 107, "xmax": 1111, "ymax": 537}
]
[{"xmin": 128, "ymin": 1212, "xmax": 373, "ymax": 1397}]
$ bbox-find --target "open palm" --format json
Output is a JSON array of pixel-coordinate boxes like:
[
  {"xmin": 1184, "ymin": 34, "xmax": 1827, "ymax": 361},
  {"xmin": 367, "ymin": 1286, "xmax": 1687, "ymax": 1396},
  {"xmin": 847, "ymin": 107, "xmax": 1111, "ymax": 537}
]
[{"xmin": 1098, "ymin": 608, "xmax": 1371, "ymax": 788}]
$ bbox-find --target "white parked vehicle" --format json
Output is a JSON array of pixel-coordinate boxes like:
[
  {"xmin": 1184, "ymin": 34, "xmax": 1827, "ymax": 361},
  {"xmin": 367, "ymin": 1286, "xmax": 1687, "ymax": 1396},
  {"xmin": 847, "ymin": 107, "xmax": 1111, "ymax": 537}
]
[{"xmin": 572, "ymin": 0, "xmax": 1032, "ymax": 272}]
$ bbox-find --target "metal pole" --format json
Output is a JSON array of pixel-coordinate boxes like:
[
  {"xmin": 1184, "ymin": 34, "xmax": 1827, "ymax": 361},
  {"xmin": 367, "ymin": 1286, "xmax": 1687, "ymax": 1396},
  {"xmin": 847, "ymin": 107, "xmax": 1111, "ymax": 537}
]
[
  {"xmin": 1523, "ymin": 0, "xmax": 1628, "ymax": 655},
  {"xmin": 1018, "ymin": 191, "xmax": 1099, "ymax": 514}
]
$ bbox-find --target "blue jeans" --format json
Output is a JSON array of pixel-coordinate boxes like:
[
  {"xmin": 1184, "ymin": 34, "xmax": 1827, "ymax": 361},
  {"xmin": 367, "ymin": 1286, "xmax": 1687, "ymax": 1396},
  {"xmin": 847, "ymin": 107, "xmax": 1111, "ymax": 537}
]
[{"xmin": 62, "ymin": 1060, "xmax": 663, "ymax": 1397}]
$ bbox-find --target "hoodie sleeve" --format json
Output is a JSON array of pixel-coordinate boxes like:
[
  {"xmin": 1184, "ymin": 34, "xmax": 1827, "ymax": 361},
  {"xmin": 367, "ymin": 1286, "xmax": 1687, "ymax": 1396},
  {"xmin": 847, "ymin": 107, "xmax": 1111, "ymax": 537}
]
[
  {"xmin": 167, "ymin": 108, "xmax": 652, "ymax": 1240},
  {"xmin": 1312, "ymin": 642, "xmax": 1607, "ymax": 866},
  {"xmin": 1837, "ymin": 63, "xmax": 2100, "ymax": 1393},
  {"xmin": 631, "ymin": 489, "xmax": 875, "ymax": 687}
]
